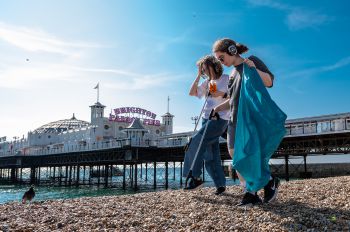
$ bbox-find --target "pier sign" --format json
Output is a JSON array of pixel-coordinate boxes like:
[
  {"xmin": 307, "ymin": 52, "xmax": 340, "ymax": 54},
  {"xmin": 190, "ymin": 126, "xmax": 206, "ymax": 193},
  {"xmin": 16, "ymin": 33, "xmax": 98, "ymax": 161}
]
[{"xmin": 109, "ymin": 107, "xmax": 161, "ymax": 126}]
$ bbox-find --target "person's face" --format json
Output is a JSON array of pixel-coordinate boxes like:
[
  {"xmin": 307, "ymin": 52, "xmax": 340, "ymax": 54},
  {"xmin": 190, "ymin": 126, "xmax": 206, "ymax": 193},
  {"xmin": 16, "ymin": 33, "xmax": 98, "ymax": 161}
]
[
  {"xmin": 215, "ymin": 51, "xmax": 234, "ymax": 67},
  {"xmin": 201, "ymin": 64, "xmax": 209, "ymax": 77},
  {"xmin": 201, "ymin": 64, "xmax": 214, "ymax": 80}
]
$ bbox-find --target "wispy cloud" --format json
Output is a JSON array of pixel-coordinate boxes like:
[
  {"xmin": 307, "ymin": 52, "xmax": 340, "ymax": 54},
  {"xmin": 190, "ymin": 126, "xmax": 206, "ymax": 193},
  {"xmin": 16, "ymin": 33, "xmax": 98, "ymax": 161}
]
[
  {"xmin": 246, "ymin": 0, "xmax": 332, "ymax": 30},
  {"xmin": 77, "ymin": 67, "xmax": 188, "ymax": 90},
  {"xmin": 0, "ymin": 63, "xmax": 79, "ymax": 89},
  {"xmin": 286, "ymin": 10, "xmax": 330, "ymax": 30},
  {"xmin": 0, "ymin": 61, "xmax": 188, "ymax": 90},
  {"xmin": 154, "ymin": 30, "xmax": 193, "ymax": 53},
  {"xmin": 0, "ymin": 22, "xmax": 101, "ymax": 56},
  {"xmin": 0, "ymin": 22, "xmax": 187, "ymax": 91},
  {"xmin": 148, "ymin": 28, "xmax": 216, "ymax": 54},
  {"xmin": 283, "ymin": 56, "xmax": 350, "ymax": 79}
]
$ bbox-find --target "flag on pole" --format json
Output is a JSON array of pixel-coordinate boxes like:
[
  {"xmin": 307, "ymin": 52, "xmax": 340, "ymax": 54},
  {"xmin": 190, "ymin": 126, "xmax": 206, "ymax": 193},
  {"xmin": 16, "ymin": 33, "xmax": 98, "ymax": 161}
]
[{"xmin": 94, "ymin": 83, "xmax": 99, "ymax": 89}]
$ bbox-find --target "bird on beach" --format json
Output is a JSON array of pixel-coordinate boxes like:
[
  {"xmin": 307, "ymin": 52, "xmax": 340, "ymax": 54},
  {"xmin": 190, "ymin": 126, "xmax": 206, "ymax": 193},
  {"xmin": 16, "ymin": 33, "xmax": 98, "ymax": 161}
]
[{"xmin": 22, "ymin": 186, "xmax": 35, "ymax": 204}]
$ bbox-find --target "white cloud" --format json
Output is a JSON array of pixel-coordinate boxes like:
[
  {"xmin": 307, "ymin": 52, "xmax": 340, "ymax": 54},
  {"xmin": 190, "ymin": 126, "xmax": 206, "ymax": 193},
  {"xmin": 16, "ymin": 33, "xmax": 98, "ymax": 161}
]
[
  {"xmin": 77, "ymin": 67, "xmax": 188, "ymax": 90},
  {"xmin": 283, "ymin": 56, "xmax": 350, "ymax": 79},
  {"xmin": 247, "ymin": 0, "xmax": 289, "ymax": 10},
  {"xmin": 0, "ymin": 61, "xmax": 188, "ymax": 90},
  {"xmin": 0, "ymin": 22, "xmax": 100, "ymax": 56},
  {"xmin": 0, "ymin": 22, "xmax": 188, "ymax": 91},
  {"xmin": 246, "ymin": 0, "xmax": 332, "ymax": 30},
  {"xmin": 322, "ymin": 56, "xmax": 350, "ymax": 71},
  {"xmin": 286, "ymin": 10, "xmax": 330, "ymax": 30}
]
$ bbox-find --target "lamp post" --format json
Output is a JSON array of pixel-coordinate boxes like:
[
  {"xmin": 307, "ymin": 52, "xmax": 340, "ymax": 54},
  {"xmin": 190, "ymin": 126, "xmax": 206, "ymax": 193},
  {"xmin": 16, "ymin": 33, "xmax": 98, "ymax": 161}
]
[{"xmin": 191, "ymin": 116, "xmax": 199, "ymax": 130}]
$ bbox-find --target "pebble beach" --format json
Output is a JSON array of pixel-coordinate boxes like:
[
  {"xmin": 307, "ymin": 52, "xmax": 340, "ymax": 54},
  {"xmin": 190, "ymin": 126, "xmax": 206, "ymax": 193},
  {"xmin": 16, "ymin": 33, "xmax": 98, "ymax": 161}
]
[{"xmin": 0, "ymin": 176, "xmax": 349, "ymax": 231}]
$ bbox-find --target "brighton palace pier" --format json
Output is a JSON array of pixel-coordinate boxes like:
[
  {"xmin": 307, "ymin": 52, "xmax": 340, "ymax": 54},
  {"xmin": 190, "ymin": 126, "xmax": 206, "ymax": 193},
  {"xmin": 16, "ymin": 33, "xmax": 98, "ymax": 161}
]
[{"xmin": 0, "ymin": 99, "xmax": 350, "ymax": 189}]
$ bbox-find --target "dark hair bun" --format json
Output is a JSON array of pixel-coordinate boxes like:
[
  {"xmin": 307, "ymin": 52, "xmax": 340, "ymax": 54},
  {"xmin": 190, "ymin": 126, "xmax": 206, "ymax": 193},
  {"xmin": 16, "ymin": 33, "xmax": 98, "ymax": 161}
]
[{"xmin": 236, "ymin": 43, "xmax": 248, "ymax": 54}]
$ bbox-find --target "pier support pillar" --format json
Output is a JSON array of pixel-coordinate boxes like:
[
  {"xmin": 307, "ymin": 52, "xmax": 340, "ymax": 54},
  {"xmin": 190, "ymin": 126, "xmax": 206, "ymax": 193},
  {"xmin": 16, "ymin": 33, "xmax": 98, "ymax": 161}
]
[
  {"xmin": 53, "ymin": 167, "xmax": 56, "ymax": 184},
  {"xmin": 20, "ymin": 168, "xmax": 23, "ymax": 183},
  {"xmin": 180, "ymin": 162, "xmax": 183, "ymax": 186},
  {"xmin": 153, "ymin": 161, "xmax": 157, "ymax": 189},
  {"xmin": 130, "ymin": 165, "xmax": 133, "ymax": 187},
  {"xmin": 30, "ymin": 167, "xmax": 36, "ymax": 184},
  {"xmin": 69, "ymin": 166, "xmax": 73, "ymax": 186},
  {"xmin": 88, "ymin": 166, "xmax": 92, "ymax": 185},
  {"xmin": 134, "ymin": 163, "xmax": 138, "ymax": 191},
  {"xmin": 140, "ymin": 163, "xmax": 142, "ymax": 179},
  {"xmin": 97, "ymin": 166, "xmax": 101, "ymax": 186},
  {"xmin": 285, "ymin": 155, "xmax": 289, "ymax": 181},
  {"xmin": 145, "ymin": 163, "xmax": 148, "ymax": 181},
  {"xmin": 303, "ymin": 155, "xmax": 307, "ymax": 173},
  {"xmin": 65, "ymin": 166, "xmax": 69, "ymax": 186},
  {"xmin": 165, "ymin": 161, "xmax": 168, "ymax": 189},
  {"xmin": 123, "ymin": 162, "xmax": 126, "ymax": 190},
  {"xmin": 76, "ymin": 165, "xmax": 80, "ymax": 186},
  {"xmin": 10, "ymin": 168, "xmax": 17, "ymax": 182},
  {"xmin": 59, "ymin": 167, "xmax": 62, "ymax": 186},
  {"xmin": 83, "ymin": 166, "xmax": 86, "ymax": 184},
  {"xmin": 104, "ymin": 165, "xmax": 109, "ymax": 187}
]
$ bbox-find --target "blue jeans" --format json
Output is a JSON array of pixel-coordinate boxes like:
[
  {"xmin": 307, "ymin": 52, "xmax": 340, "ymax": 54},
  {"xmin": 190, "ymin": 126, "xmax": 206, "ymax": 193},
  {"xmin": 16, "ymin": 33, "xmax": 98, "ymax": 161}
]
[{"xmin": 183, "ymin": 118, "xmax": 228, "ymax": 188}]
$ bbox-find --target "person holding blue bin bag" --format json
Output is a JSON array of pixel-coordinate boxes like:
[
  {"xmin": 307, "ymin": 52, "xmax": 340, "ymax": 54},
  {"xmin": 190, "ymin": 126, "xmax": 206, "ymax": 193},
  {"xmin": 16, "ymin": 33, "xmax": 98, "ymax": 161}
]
[{"xmin": 212, "ymin": 38, "xmax": 287, "ymax": 206}]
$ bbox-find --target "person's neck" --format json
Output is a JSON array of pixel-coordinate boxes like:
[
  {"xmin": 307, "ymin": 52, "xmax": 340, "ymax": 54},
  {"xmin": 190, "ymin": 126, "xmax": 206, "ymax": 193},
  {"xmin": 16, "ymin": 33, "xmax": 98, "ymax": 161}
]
[{"xmin": 232, "ymin": 56, "xmax": 244, "ymax": 67}]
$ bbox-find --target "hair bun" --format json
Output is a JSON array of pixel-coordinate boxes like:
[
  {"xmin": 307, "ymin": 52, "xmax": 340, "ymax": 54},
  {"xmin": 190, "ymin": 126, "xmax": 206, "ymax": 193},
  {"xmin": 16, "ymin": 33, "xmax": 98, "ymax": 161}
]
[{"xmin": 236, "ymin": 43, "xmax": 248, "ymax": 54}]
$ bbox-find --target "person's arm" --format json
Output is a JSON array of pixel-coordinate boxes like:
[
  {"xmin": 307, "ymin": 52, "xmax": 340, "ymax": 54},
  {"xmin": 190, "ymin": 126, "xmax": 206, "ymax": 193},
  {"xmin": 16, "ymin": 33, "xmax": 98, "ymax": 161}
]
[
  {"xmin": 256, "ymin": 69, "xmax": 273, "ymax": 87},
  {"xmin": 244, "ymin": 57, "xmax": 274, "ymax": 88},
  {"xmin": 213, "ymin": 98, "xmax": 230, "ymax": 112},
  {"xmin": 189, "ymin": 74, "xmax": 201, "ymax": 96}
]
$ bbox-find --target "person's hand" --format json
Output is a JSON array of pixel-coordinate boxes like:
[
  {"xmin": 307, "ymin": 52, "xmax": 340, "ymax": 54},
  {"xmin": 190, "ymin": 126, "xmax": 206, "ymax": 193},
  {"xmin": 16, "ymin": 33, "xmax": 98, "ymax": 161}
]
[
  {"xmin": 209, "ymin": 109, "xmax": 220, "ymax": 120},
  {"xmin": 210, "ymin": 90, "xmax": 225, "ymax": 98},
  {"xmin": 209, "ymin": 91, "xmax": 221, "ymax": 98},
  {"xmin": 197, "ymin": 64, "xmax": 203, "ymax": 77},
  {"xmin": 244, "ymin": 58, "xmax": 256, "ymax": 68}
]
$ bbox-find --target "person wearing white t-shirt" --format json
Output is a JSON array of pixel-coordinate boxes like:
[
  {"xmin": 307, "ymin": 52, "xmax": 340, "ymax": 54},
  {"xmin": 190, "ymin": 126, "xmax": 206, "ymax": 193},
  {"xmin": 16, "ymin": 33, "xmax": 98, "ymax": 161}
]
[{"xmin": 183, "ymin": 55, "xmax": 229, "ymax": 195}]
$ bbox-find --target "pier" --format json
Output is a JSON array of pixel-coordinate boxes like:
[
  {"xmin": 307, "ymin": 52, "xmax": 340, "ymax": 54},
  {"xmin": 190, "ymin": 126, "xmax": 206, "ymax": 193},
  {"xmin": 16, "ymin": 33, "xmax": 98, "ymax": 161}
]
[
  {"xmin": 0, "ymin": 130, "xmax": 350, "ymax": 189},
  {"xmin": 1, "ymin": 112, "xmax": 350, "ymax": 190}
]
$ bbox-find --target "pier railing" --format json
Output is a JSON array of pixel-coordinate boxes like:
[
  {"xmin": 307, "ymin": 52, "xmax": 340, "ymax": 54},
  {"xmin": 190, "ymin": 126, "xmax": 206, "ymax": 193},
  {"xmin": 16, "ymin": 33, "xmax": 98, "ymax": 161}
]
[
  {"xmin": 3, "ymin": 127, "xmax": 350, "ymax": 158},
  {"xmin": 0, "ymin": 137, "xmax": 193, "ymax": 157}
]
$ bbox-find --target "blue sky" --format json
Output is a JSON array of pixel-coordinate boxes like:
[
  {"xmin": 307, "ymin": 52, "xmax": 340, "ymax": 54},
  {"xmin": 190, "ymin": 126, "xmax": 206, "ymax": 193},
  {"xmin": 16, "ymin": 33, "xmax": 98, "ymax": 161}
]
[{"xmin": 0, "ymin": 0, "xmax": 349, "ymax": 139}]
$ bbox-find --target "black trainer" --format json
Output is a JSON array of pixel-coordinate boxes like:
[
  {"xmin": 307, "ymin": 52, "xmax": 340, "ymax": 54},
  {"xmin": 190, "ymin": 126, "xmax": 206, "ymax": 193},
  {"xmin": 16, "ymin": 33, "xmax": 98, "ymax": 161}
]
[
  {"xmin": 214, "ymin": 186, "xmax": 226, "ymax": 195},
  {"xmin": 184, "ymin": 177, "xmax": 203, "ymax": 190},
  {"xmin": 237, "ymin": 192, "xmax": 262, "ymax": 206},
  {"xmin": 263, "ymin": 176, "xmax": 280, "ymax": 203}
]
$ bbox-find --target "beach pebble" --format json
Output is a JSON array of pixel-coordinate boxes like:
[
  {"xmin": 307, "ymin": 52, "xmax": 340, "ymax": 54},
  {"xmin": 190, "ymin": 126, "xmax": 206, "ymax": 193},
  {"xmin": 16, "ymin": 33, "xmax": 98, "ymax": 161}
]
[{"xmin": 0, "ymin": 176, "xmax": 350, "ymax": 231}]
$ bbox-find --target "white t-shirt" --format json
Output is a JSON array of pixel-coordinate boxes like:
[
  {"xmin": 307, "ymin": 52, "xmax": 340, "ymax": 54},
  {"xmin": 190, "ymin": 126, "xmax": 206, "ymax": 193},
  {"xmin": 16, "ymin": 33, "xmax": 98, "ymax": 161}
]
[{"xmin": 196, "ymin": 74, "xmax": 230, "ymax": 120}]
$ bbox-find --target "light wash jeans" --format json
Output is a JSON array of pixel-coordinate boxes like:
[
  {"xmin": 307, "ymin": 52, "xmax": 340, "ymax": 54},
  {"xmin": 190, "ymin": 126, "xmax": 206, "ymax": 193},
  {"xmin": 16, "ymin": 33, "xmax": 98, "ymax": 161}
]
[{"xmin": 183, "ymin": 118, "xmax": 228, "ymax": 188}]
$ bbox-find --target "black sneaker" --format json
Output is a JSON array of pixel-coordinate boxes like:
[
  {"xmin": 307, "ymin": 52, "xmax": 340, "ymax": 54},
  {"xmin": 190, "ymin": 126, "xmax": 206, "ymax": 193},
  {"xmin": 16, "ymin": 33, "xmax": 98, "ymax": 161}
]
[
  {"xmin": 237, "ymin": 192, "xmax": 262, "ymax": 206},
  {"xmin": 214, "ymin": 186, "xmax": 226, "ymax": 195},
  {"xmin": 263, "ymin": 176, "xmax": 280, "ymax": 203},
  {"xmin": 184, "ymin": 177, "xmax": 203, "ymax": 190}
]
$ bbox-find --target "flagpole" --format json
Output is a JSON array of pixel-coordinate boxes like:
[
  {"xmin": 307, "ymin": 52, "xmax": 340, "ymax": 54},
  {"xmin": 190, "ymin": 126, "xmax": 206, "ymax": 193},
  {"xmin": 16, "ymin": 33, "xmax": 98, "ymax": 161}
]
[
  {"xmin": 97, "ymin": 84, "xmax": 99, "ymax": 103},
  {"xmin": 167, "ymin": 96, "xmax": 170, "ymax": 113}
]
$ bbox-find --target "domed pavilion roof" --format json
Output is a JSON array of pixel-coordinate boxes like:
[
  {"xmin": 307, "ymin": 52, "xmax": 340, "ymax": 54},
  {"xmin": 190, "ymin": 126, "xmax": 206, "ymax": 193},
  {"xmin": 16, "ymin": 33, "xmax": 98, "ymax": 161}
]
[{"xmin": 33, "ymin": 114, "xmax": 90, "ymax": 134}]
